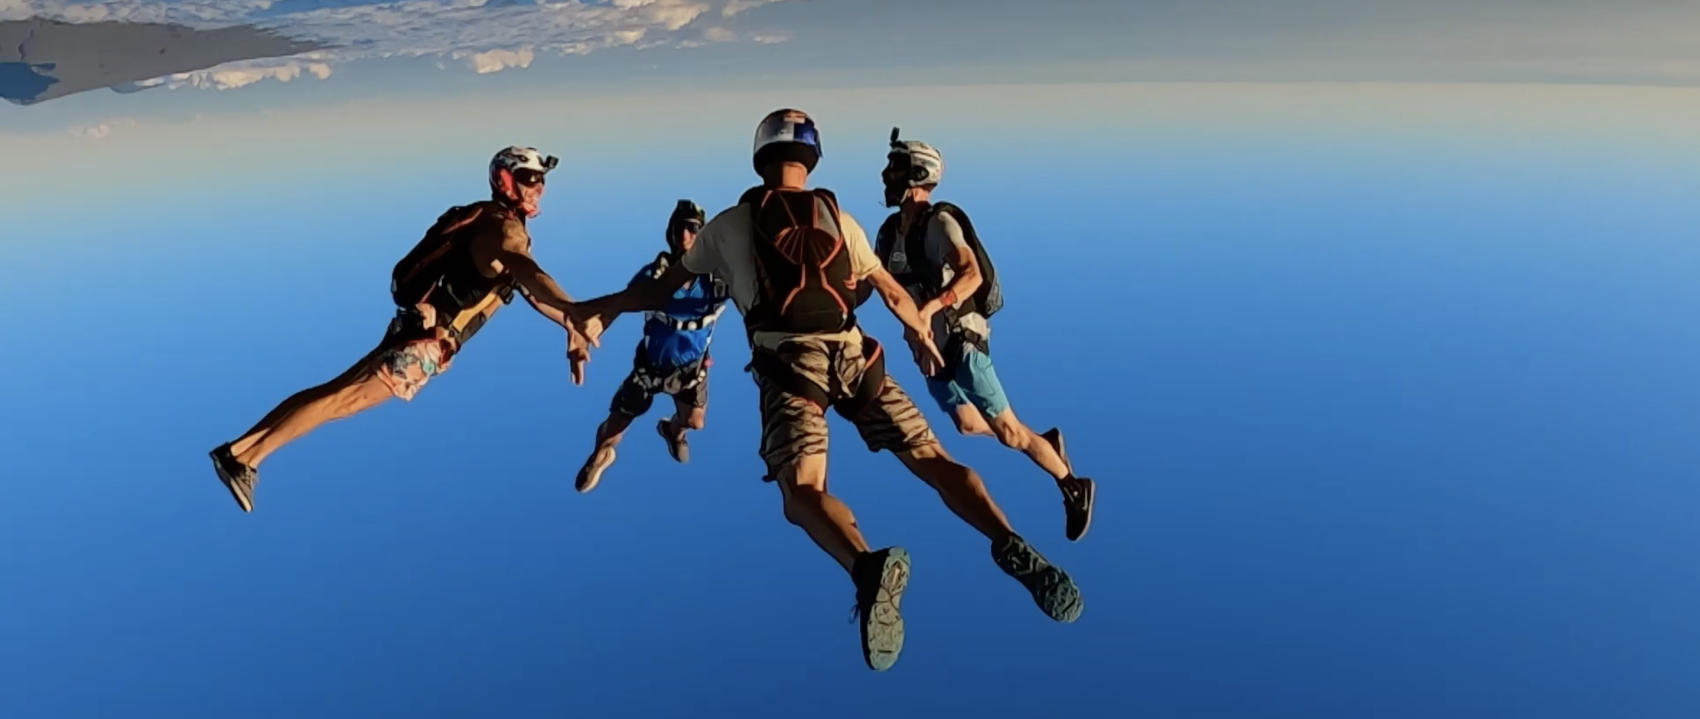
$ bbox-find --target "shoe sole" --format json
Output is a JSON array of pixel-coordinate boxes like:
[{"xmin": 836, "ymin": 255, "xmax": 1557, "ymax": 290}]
[
  {"xmin": 657, "ymin": 420, "xmax": 688, "ymax": 464},
  {"xmin": 576, "ymin": 447, "xmax": 616, "ymax": 493},
  {"xmin": 997, "ymin": 539, "xmax": 1084, "ymax": 623},
  {"xmin": 1066, "ymin": 478, "xmax": 1095, "ymax": 542},
  {"xmin": 1031, "ymin": 566, "xmax": 1084, "ymax": 623},
  {"xmin": 209, "ymin": 447, "xmax": 253, "ymax": 513},
  {"xmin": 862, "ymin": 548, "xmax": 910, "ymax": 672}
]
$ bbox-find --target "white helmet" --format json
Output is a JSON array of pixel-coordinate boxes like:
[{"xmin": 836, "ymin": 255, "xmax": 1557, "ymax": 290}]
[
  {"xmin": 488, "ymin": 146, "xmax": 558, "ymax": 217},
  {"xmin": 489, "ymin": 146, "xmax": 557, "ymax": 191},
  {"xmin": 752, "ymin": 108, "xmax": 823, "ymax": 174},
  {"xmin": 886, "ymin": 127, "xmax": 944, "ymax": 187}
]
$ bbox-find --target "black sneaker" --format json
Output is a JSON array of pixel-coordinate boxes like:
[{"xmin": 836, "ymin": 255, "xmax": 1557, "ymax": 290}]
[
  {"xmin": 209, "ymin": 443, "xmax": 257, "ymax": 513},
  {"xmin": 1059, "ymin": 477, "xmax": 1095, "ymax": 542},
  {"xmin": 851, "ymin": 547, "xmax": 911, "ymax": 671},
  {"xmin": 993, "ymin": 534, "xmax": 1083, "ymax": 623},
  {"xmin": 576, "ymin": 446, "xmax": 616, "ymax": 494},
  {"xmin": 1041, "ymin": 428, "xmax": 1095, "ymax": 542},
  {"xmin": 657, "ymin": 418, "xmax": 689, "ymax": 464}
]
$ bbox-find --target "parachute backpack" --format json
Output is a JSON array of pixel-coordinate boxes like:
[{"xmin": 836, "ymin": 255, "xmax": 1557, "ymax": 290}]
[
  {"xmin": 737, "ymin": 185, "xmax": 860, "ymax": 336},
  {"xmin": 391, "ymin": 202, "xmax": 499, "ymax": 308},
  {"xmin": 926, "ymin": 202, "xmax": 1002, "ymax": 320},
  {"xmin": 388, "ymin": 200, "xmax": 521, "ymax": 346}
]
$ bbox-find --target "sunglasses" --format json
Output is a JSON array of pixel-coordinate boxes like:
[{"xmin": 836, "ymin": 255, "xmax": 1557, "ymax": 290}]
[{"xmin": 513, "ymin": 169, "xmax": 547, "ymax": 186}]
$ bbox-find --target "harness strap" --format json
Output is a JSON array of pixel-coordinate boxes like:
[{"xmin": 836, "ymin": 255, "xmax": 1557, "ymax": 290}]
[
  {"xmin": 642, "ymin": 252, "xmax": 729, "ymax": 330},
  {"xmin": 443, "ymin": 289, "xmax": 507, "ymax": 345},
  {"xmin": 834, "ymin": 335, "xmax": 887, "ymax": 420},
  {"xmin": 629, "ymin": 349, "xmax": 712, "ymax": 392},
  {"xmin": 644, "ymin": 301, "xmax": 726, "ymax": 331}
]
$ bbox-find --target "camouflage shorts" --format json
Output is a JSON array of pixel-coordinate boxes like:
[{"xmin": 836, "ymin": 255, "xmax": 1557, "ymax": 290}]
[{"xmin": 752, "ymin": 332, "xmax": 937, "ymax": 477}]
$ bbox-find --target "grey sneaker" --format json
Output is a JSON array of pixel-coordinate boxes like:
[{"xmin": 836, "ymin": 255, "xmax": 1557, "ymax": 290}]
[
  {"xmin": 851, "ymin": 547, "xmax": 911, "ymax": 671},
  {"xmin": 993, "ymin": 534, "xmax": 1083, "ymax": 623},
  {"xmin": 209, "ymin": 443, "xmax": 257, "ymax": 513}
]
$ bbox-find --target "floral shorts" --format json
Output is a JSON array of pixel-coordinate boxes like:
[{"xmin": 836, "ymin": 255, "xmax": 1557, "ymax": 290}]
[{"xmin": 374, "ymin": 337, "xmax": 450, "ymax": 402}]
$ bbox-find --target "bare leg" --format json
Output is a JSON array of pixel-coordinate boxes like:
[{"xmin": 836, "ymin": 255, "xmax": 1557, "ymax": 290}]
[
  {"xmin": 594, "ymin": 411, "xmax": 636, "ymax": 452},
  {"xmin": 894, "ymin": 442, "xmax": 1015, "ymax": 542},
  {"xmin": 949, "ymin": 403, "xmax": 995, "ymax": 437},
  {"xmin": 236, "ymin": 376, "xmax": 394, "ymax": 468},
  {"xmin": 987, "ymin": 408, "xmax": 1071, "ymax": 480},
  {"xmin": 776, "ymin": 452, "xmax": 870, "ymax": 574},
  {"xmin": 228, "ymin": 349, "xmax": 394, "ymax": 468},
  {"xmin": 670, "ymin": 394, "xmax": 706, "ymax": 434},
  {"xmin": 899, "ymin": 442, "xmax": 1083, "ymax": 623}
]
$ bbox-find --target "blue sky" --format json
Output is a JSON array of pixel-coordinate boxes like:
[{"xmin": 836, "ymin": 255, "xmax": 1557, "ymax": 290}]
[{"xmin": 4, "ymin": 2, "xmax": 1700, "ymax": 718}]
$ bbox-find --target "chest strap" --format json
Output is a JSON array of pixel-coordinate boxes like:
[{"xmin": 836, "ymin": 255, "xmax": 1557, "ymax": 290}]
[{"xmin": 645, "ymin": 302, "xmax": 726, "ymax": 331}]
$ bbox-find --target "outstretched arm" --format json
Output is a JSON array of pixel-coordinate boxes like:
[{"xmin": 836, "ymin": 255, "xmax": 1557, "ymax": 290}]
[
  {"xmin": 865, "ymin": 266, "xmax": 946, "ymax": 374},
  {"xmin": 519, "ymin": 287, "xmax": 568, "ymax": 327},
  {"xmin": 495, "ymin": 238, "xmax": 577, "ymax": 328},
  {"xmin": 476, "ymin": 219, "xmax": 590, "ymax": 383},
  {"xmin": 574, "ymin": 262, "xmax": 698, "ymax": 346}
]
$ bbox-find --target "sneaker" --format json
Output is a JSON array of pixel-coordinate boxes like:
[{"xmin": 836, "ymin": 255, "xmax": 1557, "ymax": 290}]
[
  {"xmin": 657, "ymin": 418, "xmax": 689, "ymax": 464},
  {"xmin": 992, "ymin": 534, "xmax": 1083, "ymax": 623},
  {"xmin": 575, "ymin": 446, "xmax": 616, "ymax": 493},
  {"xmin": 1058, "ymin": 477, "xmax": 1096, "ymax": 542},
  {"xmin": 1041, "ymin": 428, "xmax": 1095, "ymax": 542},
  {"xmin": 209, "ymin": 443, "xmax": 257, "ymax": 513},
  {"xmin": 851, "ymin": 547, "xmax": 911, "ymax": 671}
]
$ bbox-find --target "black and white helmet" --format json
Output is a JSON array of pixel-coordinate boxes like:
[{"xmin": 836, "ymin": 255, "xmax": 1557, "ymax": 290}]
[
  {"xmin": 886, "ymin": 127, "xmax": 944, "ymax": 187},
  {"xmin": 488, "ymin": 146, "xmax": 558, "ymax": 193}
]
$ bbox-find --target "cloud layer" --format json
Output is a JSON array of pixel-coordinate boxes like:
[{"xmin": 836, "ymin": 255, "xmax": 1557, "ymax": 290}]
[{"xmin": 0, "ymin": 0, "xmax": 796, "ymax": 92}]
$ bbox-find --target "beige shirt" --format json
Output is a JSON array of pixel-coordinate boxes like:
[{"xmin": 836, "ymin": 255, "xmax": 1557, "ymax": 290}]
[{"xmin": 681, "ymin": 193, "xmax": 882, "ymax": 348}]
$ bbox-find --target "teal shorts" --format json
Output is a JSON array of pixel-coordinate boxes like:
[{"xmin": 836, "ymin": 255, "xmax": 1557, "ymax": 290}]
[{"xmin": 925, "ymin": 344, "xmax": 1010, "ymax": 419}]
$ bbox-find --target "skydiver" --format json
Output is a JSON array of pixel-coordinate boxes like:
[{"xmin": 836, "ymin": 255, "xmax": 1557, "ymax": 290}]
[
  {"xmin": 574, "ymin": 200, "xmax": 731, "ymax": 492},
  {"xmin": 870, "ymin": 128, "xmax": 1097, "ymax": 541},
  {"xmin": 208, "ymin": 147, "xmax": 591, "ymax": 513}
]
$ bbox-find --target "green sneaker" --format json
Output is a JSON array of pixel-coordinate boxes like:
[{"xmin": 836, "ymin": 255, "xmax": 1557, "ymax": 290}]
[
  {"xmin": 993, "ymin": 534, "xmax": 1083, "ymax": 623},
  {"xmin": 851, "ymin": 547, "xmax": 911, "ymax": 671}
]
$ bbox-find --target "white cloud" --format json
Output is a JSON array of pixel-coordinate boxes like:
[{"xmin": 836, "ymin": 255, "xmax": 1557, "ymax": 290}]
[
  {"xmin": 0, "ymin": 0, "xmax": 795, "ymax": 92},
  {"xmin": 749, "ymin": 30, "xmax": 791, "ymax": 44},
  {"xmin": 722, "ymin": 0, "xmax": 793, "ymax": 18},
  {"xmin": 454, "ymin": 47, "xmax": 534, "ymax": 75},
  {"xmin": 128, "ymin": 59, "xmax": 334, "ymax": 91},
  {"xmin": 66, "ymin": 118, "xmax": 136, "ymax": 139}
]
